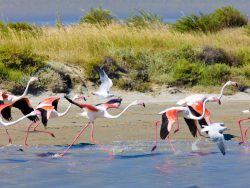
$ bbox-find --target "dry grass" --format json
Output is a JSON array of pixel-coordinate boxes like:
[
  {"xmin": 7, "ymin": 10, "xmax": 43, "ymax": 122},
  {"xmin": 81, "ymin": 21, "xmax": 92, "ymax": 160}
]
[{"xmin": 1, "ymin": 24, "xmax": 250, "ymax": 65}]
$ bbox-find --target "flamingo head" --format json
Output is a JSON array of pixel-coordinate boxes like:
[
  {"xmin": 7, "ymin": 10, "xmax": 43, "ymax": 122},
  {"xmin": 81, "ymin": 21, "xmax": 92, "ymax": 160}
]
[
  {"xmin": 30, "ymin": 77, "xmax": 39, "ymax": 82},
  {"xmin": 225, "ymin": 81, "xmax": 238, "ymax": 88},
  {"xmin": 74, "ymin": 95, "xmax": 86, "ymax": 101},
  {"xmin": 207, "ymin": 96, "xmax": 221, "ymax": 105},
  {"xmin": 132, "ymin": 100, "xmax": 145, "ymax": 107}
]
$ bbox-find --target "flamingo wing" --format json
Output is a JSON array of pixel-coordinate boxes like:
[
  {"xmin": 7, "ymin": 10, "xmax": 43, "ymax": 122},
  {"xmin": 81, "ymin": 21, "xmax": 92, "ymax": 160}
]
[
  {"xmin": 96, "ymin": 98, "xmax": 122, "ymax": 109},
  {"xmin": 160, "ymin": 113, "xmax": 169, "ymax": 139},
  {"xmin": 97, "ymin": 69, "xmax": 113, "ymax": 93},
  {"xmin": 188, "ymin": 105, "xmax": 209, "ymax": 127},
  {"xmin": 183, "ymin": 118, "xmax": 197, "ymax": 137},
  {"xmin": 52, "ymin": 99, "xmax": 59, "ymax": 111},
  {"xmin": 12, "ymin": 98, "xmax": 39, "ymax": 122},
  {"xmin": 1, "ymin": 105, "xmax": 12, "ymax": 121},
  {"xmin": 37, "ymin": 108, "xmax": 48, "ymax": 127}
]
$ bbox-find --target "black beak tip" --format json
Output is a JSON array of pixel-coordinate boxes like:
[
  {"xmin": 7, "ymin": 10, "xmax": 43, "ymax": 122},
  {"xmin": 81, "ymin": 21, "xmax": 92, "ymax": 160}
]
[
  {"xmin": 151, "ymin": 145, "xmax": 157, "ymax": 152},
  {"xmin": 218, "ymin": 100, "xmax": 221, "ymax": 105},
  {"xmin": 143, "ymin": 103, "xmax": 146, "ymax": 108},
  {"xmin": 84, "ymin": 97, "xmax": 87, "ymax": 101}
]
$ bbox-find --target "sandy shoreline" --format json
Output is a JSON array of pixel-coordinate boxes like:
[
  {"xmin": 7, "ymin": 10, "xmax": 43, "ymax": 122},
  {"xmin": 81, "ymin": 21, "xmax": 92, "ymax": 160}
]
[{"xmin": 0, "ymin": 91, "xmax": 250, "ymax": 147}]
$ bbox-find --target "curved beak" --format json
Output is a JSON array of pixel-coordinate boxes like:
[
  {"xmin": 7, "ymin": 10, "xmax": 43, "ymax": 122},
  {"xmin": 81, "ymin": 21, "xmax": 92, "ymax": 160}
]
[
  {"xmin": 83, "ymin": 96, "xmax": 87, "ymax": 101},
  {"xmin": 218, "ymin": 100, "xmax": 221, "ymax": 105},
  {"xmin": 142, "ymin": 103, "xmax": 146, "ymax": 108}
]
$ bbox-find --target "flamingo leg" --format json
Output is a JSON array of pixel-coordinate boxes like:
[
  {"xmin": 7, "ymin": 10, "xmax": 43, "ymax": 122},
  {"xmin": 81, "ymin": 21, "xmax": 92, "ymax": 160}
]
[
  {"xmin": 244, "ymin": 125, "xmax": 250, "ymax": 147},
  {"xmin": 90, "ymin": 123, "xmax": 113, "ymax": 157},
  {"xmin": 24, "ymin": 122, "xmax": 35, "ymax": 146},
  {"xmin": 32, "ymin": 122, "xmax": 55, "ymax": 138},
  {"xmin": 59, "ymin": 122, "xmax": 90, "ymax": 157},
  {"xmin": 238, "ymin": 118, "xmax": 250, "ymax": 145},
  {"xmin": 151, "ymin": 120, "xmax": 160, "ymax": 152},
  {"xmin": 4, "ymin": 128, "xmax": 12, "ymax": 144},
  {"xmin": 167, "ymin": 135, "xmax": 176, "ymax": 153}
]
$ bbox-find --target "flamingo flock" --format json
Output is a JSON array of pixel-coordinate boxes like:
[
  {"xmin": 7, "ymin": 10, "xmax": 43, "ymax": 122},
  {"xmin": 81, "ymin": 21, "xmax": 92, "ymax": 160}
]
[{"xmin": 0, "ymin": 68, "xmax": 248, "ymax": 157}]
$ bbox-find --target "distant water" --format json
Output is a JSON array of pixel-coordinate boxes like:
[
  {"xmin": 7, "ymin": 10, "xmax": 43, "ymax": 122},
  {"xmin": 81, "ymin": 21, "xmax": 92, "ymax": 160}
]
[
  {"xmin": 0, "ymin": 140, "xmax": 250, "ymax": 188},
  {"xmin": 0, "ymin": 0, "xmax": 250, "ymax": 25}
]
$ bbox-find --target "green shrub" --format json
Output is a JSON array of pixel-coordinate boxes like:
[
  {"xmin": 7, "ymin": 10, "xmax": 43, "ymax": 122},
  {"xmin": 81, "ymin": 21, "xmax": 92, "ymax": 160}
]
[
  {"xmin": 0, "ymin": 46, "xmax": 46, "ymax": 74},
  {"xmin": 80, "ymin": 6, "xmax": 116, "ymax": 25},
  {"xmin": 173, "ymin": 6, "xmax": 248, "ymax": 33},
  {"xmin": 126, "ymin": 9, "xmax": 163, "ymax": 27},
  {"xmin": 199, "ymin": 64, "xmax": 231, "ymax": 85},
  {"xmin": 172, "ymin": 59, "xmax": 202, "ymax": 86}
]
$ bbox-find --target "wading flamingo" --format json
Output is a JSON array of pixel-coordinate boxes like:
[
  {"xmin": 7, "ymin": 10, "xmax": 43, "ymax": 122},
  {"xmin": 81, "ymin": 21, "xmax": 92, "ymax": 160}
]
[
  {"xmin": 237, "ymin": 109, "xmax": 250, "ymax": 146},
  {"xmin": 56, "ymin": 96, "xmax": 145, "ymax": 157},
  {"xmin": 151, "ymin": 96, "xmax": 220, "ymax": 152},
  {"xmin": 24, "ymin": 95, "xmax": 86, "ymax": 146},
  {"xmin": 92, "ymin": 68, "xmax": 114, "ymax": 98},
  {"xmin": 176, "ymin": 81, "xmax": 238, "ymax": 135},
  {"xmin": 0, "ymin": 77, "xmax": 39, "ymax": 144},
  {"xmin": 201, "ymin": 123, "xmax": 229, "ymax": 155},
  {"xmin": 0, "ymin": 103, "xmax": 39, "ymax": 144}
]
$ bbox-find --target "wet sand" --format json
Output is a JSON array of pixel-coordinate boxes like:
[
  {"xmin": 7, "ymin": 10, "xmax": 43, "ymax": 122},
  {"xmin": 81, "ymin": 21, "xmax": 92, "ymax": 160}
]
[{"xmin": 0, "ymin": 91, "xmax": 250, "ymax": 146}]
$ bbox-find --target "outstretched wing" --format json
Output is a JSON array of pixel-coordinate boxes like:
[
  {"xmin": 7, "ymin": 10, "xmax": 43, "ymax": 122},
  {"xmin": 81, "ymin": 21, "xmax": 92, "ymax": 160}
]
[
  {"xmin": 96, "ymin": 98, "xmax": 122, "ymax": 109},
  {"xmin": 216, "ymin": 136, "xmax": 226, "ymax": 155},
  {"xmin": 160, "ymin": 113, "xmax": 170, "ymax": 139},
  {"xmin": 183, "ymin": 118, "xmax": 197, "ymax": 137},
  {"xmin": 188, "ymin": 106, "xmax": 208, "ymax": 127},
  {"xmin": 12, "ymin": 98, "xmax": 39, "ymax": 122},
  {"xmin": 1, "ymin": 105, "xmax": 12, "ymax": 121},
  {"xmin": 97, "ymin": 69, "xmax": 113, "ymax": 93}
]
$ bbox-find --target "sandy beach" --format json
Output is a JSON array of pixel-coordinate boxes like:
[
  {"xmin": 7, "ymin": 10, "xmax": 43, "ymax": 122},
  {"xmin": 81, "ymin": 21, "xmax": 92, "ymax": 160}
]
[{"xmin": 1, "ymin": 90, "xmax": 250, "ymax": 147}]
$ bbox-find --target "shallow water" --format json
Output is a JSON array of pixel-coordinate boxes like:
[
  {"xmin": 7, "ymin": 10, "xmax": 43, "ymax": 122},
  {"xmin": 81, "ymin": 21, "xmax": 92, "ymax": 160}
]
[{"xmin": 0, "ymin": 140, "xmax": 250, "ymax": 188}]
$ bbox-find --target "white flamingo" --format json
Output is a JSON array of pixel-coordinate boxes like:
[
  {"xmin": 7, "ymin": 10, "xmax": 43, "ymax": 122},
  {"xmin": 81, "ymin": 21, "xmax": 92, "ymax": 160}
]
[
  {"xmin": 92, "ymin": 68, "xmax": 114, "ymax": 98},
  {"xmin": 56, "ymin": 96, "xmax": 145, "ymax": 157}
]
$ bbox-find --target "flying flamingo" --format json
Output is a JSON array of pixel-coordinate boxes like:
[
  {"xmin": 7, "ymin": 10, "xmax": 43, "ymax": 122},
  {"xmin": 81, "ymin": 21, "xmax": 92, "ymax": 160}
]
[
  {"xmin": 151, "ymin": 96, "xmax": 220, "ymax": 152},
  {"xmin": 237, "ymin": 109, "xmax": 250, "ymax": 146},
  {"xmin": 92, "ymin": 68, "xmax": 114, "ymax": 98},
  {"xmin": 55, "ymin": 96, "xmax": 145, "ymax": 157},
  {"xmin": 0, "ymin": 77, "xmax": 39, "ymax": 144},
  {"xmin": 0, "ymin": 103, "xmax": 39, "ymax": 145},
  {"xmin": 176, "ymin": 81, "xmax": 238, "ymax": 135},
  {"xmin": 24, "ymin": 95, "xmax": 86, "ymax": 146}
]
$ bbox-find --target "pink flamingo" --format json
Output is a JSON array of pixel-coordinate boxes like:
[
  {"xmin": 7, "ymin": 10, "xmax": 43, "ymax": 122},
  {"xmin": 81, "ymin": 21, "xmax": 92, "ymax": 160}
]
[
  {"xmin": 176, "ymin": 81, "xmax": 238, "ymax": 136},
  {"xmin": 237, "ymin": 109, "xmax": 250, "ymax": 146},
  {"xmin": 0, "ymin": 104, "xmax": 39, "ymax": 145},
  {"xmin": 24, "ymin": 95, "xmax": 86, "ymax": 146},
  {"xmin": 56, "ymin": 96, "xmax": 145, "ymax": 157},
  {"xmin": 151, "ymin": 96, "xmax": 220, "ymax": 152},
  {"xmin": 0, "ymin": 77, "xmax": 39, "ymax": 144}
]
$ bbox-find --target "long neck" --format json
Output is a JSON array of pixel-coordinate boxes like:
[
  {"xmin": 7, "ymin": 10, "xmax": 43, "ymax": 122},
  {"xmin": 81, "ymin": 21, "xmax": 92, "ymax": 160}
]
[
  {"xmin": 0, "ymin": 113, "xmax": 32, "ymax": 126},
  {"xmin": 57, "ymin": 103, "xmax": 72, "ymax": 117},
  {"xmin": 21, "ymin": 79, "xmax": 33, "ymax": 98},
  {"xmin": 188, "ymin": 98, "xmax": 209, "ymax": 120},
  {"xmin": 104, "ymin": 102, "xmax": 135, "ymax": 119},
  {"xmin": 218, "ymin": 83, "xmax": 228, "ymax": 100}
]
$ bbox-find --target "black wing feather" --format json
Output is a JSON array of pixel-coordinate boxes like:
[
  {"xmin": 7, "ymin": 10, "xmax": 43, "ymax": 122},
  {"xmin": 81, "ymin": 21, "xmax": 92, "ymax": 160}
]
[
  {"xmin": 52, "ymin": 100, "xmax": 58, "ymax": 111},
  {"xmin": 96, "ymin": 98, "xmax": 122, "ymax": 106},
  {"xmin": 188, "ymin": 106, "xmax": 208, "ymax": 127},
  {"xmin": 12, "ymin": 99, "xmax": 39, "ymax": 122},
  {"xmin": 64, "ymin": 95, "xmax": 83, "ymax": 109},
  {"xmin": 37, "ymin": 108, "xmax": 48, "ymax": 127},
  {"xmin": 160, "ymin": 113, "xmax": 169, "ymax": 140},
  {"xmin": 183, "ymin": 118, "xmax": 197, "ymax": 137},
  {"xmin": 1, "ymin": 106, "xmax": 12, "ymax": 121}
]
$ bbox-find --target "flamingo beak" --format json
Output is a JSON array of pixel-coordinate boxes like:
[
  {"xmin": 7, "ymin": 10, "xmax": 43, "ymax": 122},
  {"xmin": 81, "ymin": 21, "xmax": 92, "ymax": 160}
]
[
  {"xmin": 151, "ymin": 145, "xmax": 157, "ymax": 152},
  {"xmin": 235, "ymin": 83, "xmax": 238, "ymax": 88},
  {"xmin": 142, "ymin": 103, "xmax": 146, "ymax": 108},
  {"xmin": 83, "ymin": 96, "xmax": 87, "ymax": 101}
]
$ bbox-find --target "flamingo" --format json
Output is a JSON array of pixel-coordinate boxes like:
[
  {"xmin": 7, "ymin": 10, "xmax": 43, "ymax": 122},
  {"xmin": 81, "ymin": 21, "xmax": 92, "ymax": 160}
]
[
  {"xmin": 151, "ymin": 96, "xmax": 220, "ymax": 152},
  {"xmin": 0, "ymin": 103, "xmax": 39, "ymax": 145},
  {"xmin": 0, "ymin": 77, "xmax": 39, "ymax": 144},
  {"xmin": 201, "ymin": 123, "xmax": 229, "ymax": 155},
  {"xmin": 24, "ymin": 95, "xmax": 86, "ymax": 146},
  {"xmin": 237, "ymin": 110, "xmax": 250, "ymax": 146},
  {"xmin": 176, "ymin": 81, "xmax": 238, "ymax": 135},
  {"xmin": 56, "ymin": 96, "xmax": 145, "ymax": 157},
  {"xmin": 92, "ymin": 68, "xmax": 114, "ymax": 98}
]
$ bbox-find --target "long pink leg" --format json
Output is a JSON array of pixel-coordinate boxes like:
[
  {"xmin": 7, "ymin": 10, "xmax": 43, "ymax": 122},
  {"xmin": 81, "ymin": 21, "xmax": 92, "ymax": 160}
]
[
  {"xmin": 244, "ymin": 125, "xmax": 250, "ymax": 147},
  {"xmin": 4, "ymin": 128, "xmax": 12, "ymax": 144},
  {"xmin": 32, "ymin": 122, "xmax": 55, "ymax": 138},
  {"xmin": 151, "ymin": 121, "xmax": 160, "ymax": 152},
  {"xmin": 90, "ymin": 123, "xmax": 113, "ymax": 157},
  {"xmin": 167, "ymin": 135, "xmax": 176, "ymax": 153},
  {"xmin": 238, "ymin": 118, "xmax": 250, "ymax": 145},
  {"xmin": 24, "ymin": 122, "xmax": 35, "ymax": 146},
  {"xmin": 59, "ymin": 122, "xmax": 90, "ymax": 157}
]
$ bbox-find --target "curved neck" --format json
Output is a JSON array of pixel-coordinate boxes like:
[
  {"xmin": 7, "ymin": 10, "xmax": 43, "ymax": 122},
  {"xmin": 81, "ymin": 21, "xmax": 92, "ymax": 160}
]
[
  {"xmin": 57, "ymin": 103, "xmax": 72, "ymax": 117},
  {"xmin": 218, "ymin": 83, "xmax": 228, "ymax": 100},
  {"xmin": 104, "ymin": 102, "xmax": 135, "ymax": 119},
  {"xmin": 0, "ymin": 113, "xmax": 32, "ymax": 126},
  {"xmin": 188, "ymin": 98, "xmax": 209, "ymax": 120},
  {"xmin": 21, "ymin": 79, "xmax": 33, "ymax": 98}
]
